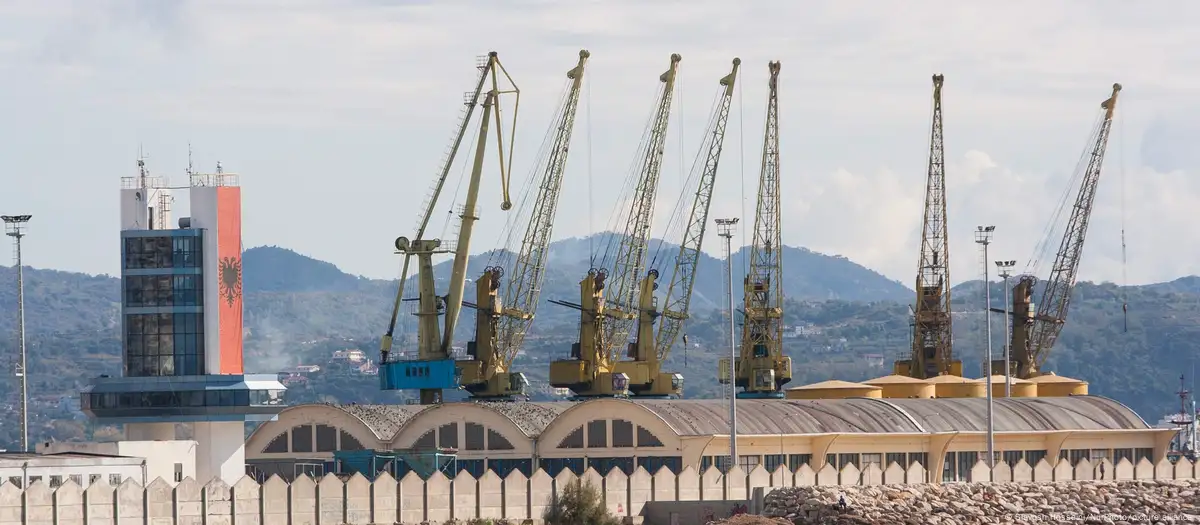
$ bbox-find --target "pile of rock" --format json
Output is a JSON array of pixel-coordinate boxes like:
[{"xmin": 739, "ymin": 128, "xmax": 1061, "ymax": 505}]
[{"xmin": 762, "ymin": 479, "xmax": 1200, "ymax": 524}]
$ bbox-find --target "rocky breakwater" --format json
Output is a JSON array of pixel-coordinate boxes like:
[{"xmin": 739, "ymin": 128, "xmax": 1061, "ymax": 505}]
[{"xmin": 763, "ymin": 479, "xmax": 1200, "ymax": 524}]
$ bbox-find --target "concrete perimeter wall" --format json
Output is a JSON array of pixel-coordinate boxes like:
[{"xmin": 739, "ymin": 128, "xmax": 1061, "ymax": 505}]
[{"xmin": 0, "ymin": 456, "xmax": 1187, "ymax": 525}]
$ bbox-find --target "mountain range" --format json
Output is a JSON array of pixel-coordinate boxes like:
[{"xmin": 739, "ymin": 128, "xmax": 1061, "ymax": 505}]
[{"xmin": 0, "ymin": 234, "xmax": 1197, "ymax": 447}]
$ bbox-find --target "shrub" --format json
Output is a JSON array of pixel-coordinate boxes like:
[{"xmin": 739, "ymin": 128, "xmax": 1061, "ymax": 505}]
[{"xmin": 542, "ymin": 479, "xmax": 620, "ymax": 525}]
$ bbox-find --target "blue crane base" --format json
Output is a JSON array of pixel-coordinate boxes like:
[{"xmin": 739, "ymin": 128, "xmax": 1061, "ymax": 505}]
[
  {"xmin": 737, "ymin": 391, "xmax": 785, "ymax": 400},
  {"xmin": 379, "ymin": 359, "xmax": 460, "ymax": 391}
]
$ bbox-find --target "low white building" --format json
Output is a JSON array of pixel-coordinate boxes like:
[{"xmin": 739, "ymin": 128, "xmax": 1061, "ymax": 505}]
[
  {"xmin": 0, "ymin": 452, "xmax": 146, "ymax": 489},
  {"xmin": 37, "ymin": 440, "xmax": 198, "ymax": 486}
]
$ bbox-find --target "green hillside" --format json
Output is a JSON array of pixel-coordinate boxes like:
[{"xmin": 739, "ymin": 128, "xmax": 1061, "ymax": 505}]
[{"xmin": 0, "ymin": 240, "xmax": 1192, "ymax": 448}]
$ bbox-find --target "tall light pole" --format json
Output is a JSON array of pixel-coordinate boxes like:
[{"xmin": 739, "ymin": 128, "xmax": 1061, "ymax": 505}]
[
  {"xmin": 995, "ymin": 260, "xmax": 1017, "ymax": 398},
  {"xmin": 975, "ymin": 225, "xmax": 995, "ymax": 470},
  {"xmin": 3, "ymin": 214, "xmax": 31, "ymax": 452},
  {"xmin": 716, "ymin": 217, "xmax": 739, "ymax": 473}
]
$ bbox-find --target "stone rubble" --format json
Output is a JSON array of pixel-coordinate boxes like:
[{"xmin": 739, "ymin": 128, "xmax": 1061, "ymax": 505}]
[{"xmin": 761, "ymin": 479, "xmax": 1200, "ymax": 524}]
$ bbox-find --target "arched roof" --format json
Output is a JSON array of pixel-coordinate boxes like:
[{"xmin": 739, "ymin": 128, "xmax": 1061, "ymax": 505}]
[
  {"xmin": 881, "ymin": 396, "xmax": 1148, "ymax": 432},
  {"xmin": 267, "ymin": 395, "xmax": 1148, "ymax": 445},
  {"xmin": 630, "ymin": 398, "xmax": 925, "ymax": 436},
  {"xmin": 471, "ymin": 401, "xmax": 576, "ymax": 437},
  {"xmin": 321, "ymin": 403, "xmax": 427, "ymax": 440}
]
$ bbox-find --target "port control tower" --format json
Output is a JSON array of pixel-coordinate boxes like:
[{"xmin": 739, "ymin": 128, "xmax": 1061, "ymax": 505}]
[{"xmin": 80, "ymin": 159, "xmax": 286, "ymax": 484}]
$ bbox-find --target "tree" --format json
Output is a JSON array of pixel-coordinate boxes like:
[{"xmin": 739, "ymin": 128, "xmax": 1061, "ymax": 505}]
[{"xmin": 542, "ymin": 479, "xmax": 620, "ymax": 525}]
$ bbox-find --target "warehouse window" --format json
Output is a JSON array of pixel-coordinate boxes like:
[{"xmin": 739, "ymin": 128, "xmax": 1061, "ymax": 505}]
[
  {"xmin": 910, "ymin": 453, "xmax": 929, "ymax": 469},
  {"xmin": 764, "ymin": 454, "xmax": 786, "ymax": 472},
  {"xmin": 586, "ymin": 420, "xmax": 607, "ymax": 448},
  {"xmin": 291, "ymin": 425, "xmax": 313, "ymax": 453},
  {"xmin": 414, "ymin": 430, "xmax": 435, "ymax": 449},
  {"xmin": 1113, "ymin": 448, "xmax": 1134, "ymax": 464},
  {"xmin": 788, "ymin": 454, "xmax": 812, "ymax": 471},
  {"xmin": 612, "ymin": 419, "xmax": 634, "ymax": 448},
  {"xmin": 1024, "ymin": 450, "xmax": 1047, "ymax": 466},
  {"xmin": 465, "ymin": 423, "xmax": 486, "ymax": 451},
  {"xmin": 263, "ymin": 432, "xmax": 289, "ymax": 454},
  {"xmin": 636, "ymin": 426, "xmax": 663, "ymax": 447},
  {"xmin": 558, "ymin": 427, "xmax": 584, "ymax": 449},
  {"xmin": 315, "ymin": 425, "xmax": 338, "ymax": 452},
  {"xmin": 339, "ymin": 430, "xmax": 364, "ymax": 451},
  {"xmin": 438, "ymin": 423, "xmax": 457, "ymax": 449},
  {"xmin": 487, "ymin": 429, "xmax": 513, "ymax": 451}
]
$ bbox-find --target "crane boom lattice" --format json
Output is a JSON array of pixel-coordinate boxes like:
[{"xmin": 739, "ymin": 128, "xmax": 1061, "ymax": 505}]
[
  {"xmin": 1018, "ymin": 84, "xmax": 1122, "ymax": 377},
  {"xmin": 655, "ymin": 59, "xmax": 741, "ymax": 361},
  {"xmin": 601, "ymin": 54, "xmax": 683, "ymax": 361}
]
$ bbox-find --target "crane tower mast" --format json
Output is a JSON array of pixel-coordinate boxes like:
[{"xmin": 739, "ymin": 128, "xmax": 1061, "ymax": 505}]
[
  {"xmin": 461, "ymin": 50, "xmax": 590, "ymax": 399},
  {"xmin": 1010, "ymin": 83, "xmax": 1121, "ymax": 378},
  {"xmin": 724, "ymin": 61, "xmax": 791, "ymax": 399},
  {"xmin": 897, "ymin": 74, "xmax": 961, "ymax": 379}
]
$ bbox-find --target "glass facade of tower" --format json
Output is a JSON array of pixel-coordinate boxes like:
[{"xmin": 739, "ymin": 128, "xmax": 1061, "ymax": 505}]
[{"xmin": 121, "ymin": 229, "xmax": 207, "ymax": 377}]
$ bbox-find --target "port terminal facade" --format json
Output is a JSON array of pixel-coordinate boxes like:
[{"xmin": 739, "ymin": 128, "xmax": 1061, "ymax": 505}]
[{"xmin": 245, "ymin": 396, "xmax": 1173, "ymax": 484}]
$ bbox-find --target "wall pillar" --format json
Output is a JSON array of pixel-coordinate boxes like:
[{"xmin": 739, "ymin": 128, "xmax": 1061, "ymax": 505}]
[{"xmin": 194, "ymin": 421, "xmax": 246, "ymax": 484}]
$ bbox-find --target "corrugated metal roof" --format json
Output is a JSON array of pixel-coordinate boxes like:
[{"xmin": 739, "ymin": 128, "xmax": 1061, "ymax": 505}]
[
  {"xmin": 334, "ymin": 401, "xmax": 577, "ymax": 439},
  {"xmin": 631, "ymin": 398, "xmax": 924, "ymax": 436},
  {"xmin": 451, "ymin": 401, "xmax": 577, "ymax": 437},
  {"xmin": 336, "ymin": 404, "xmax": 427, "ymax": 439},
  {"xmin": 882, "ymin": 397, "xmax": 1148, "ymax": 432},
  {"xmin": 320, "ymin": 395, "xmax": 1146, "ymax": 441}
]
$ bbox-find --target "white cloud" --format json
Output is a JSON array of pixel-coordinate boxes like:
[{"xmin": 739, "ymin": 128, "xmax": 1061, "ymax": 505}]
[{"xmin": 0, "ymin": 0, "xmax": 1197, "ymax": 288}]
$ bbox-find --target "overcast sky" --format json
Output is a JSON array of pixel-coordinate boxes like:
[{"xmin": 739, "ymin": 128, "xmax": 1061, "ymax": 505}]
[{"xmin": 1, "ymin": 0, "xmax": 1198, "ymax": 286}]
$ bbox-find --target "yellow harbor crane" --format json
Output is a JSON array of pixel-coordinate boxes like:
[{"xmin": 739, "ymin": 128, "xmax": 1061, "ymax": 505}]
[
  {"xmin": 618, "ymin": 58, "xmax": 742, "ymax": 398},
  {"xmin": 895, "ymin": 74, "xmax": 963, "ymax": 379},
  {"xmin": 719, "ymin": 61, "xmax": 792, "ymax": 398},
  {"xmin": 378, "ymin": 52, "xmax": 519, "ymax": 405},
  {"xmin": 549, "ymin": 53, "xmax": 682, "ymax": 398},
  {"xmin": 995, "ymin": 83, "xmax": 1122, "ymax": 379},
  {"xmin": 460, "ymin": 50, "xmax": 591, "ymax": 399}
]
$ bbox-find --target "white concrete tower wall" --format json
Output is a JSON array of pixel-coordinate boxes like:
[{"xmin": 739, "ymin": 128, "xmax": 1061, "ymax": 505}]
[
  {"xmin": 119, "ymin": 187, "xmax": 151, "ymax": 231},
  {"xmin": 189, "ymin": 186, "xmax": 223, "ymax": 374}
]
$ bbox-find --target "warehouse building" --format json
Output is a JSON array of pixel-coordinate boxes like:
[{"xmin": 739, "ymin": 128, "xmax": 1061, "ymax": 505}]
[{"xmin": 244, "ymin": 395, "xmax": 1175, "ymax": 483}]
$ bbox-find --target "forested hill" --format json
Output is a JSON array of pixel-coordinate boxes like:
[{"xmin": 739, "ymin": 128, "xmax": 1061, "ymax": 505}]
[{"xmin": 0, "ymin": 241, "xmax": 1195, "ymax": 447}]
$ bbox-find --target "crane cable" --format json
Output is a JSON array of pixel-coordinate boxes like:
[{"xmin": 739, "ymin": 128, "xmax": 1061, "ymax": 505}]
[
  {"xmin": 588, "ymin": 65, "xmax": 595, "ymax": 267},
  {"xmin": 738, "ymin": 73, "xmax": 747, "ymax": 276},
  {"xmin": 1120, "ymin": 102, "xmax": 1128, "ymax": 333}
]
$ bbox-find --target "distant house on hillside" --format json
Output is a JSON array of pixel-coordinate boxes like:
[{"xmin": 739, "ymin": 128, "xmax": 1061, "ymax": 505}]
[{"xmin": 332, "ymin": 349, "xmax": 367, "ymax": 363}]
